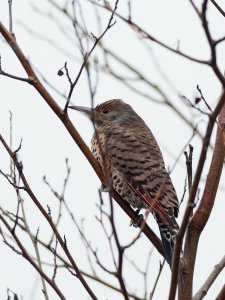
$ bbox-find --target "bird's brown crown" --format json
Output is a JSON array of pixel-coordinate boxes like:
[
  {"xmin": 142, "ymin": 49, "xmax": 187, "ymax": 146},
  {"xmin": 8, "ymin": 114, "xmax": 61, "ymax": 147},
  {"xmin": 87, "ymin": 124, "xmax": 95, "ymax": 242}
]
[
  {"xmin": 92, "ymin": 99, "xmax": 139, "ymax": 127},
  {"xmin": 94, "ymin": 99, "xmax": 143, "ymax": 126},
  {"xmin": 95, "ymin": 99, "xmax": 126, "ymax": 113}
]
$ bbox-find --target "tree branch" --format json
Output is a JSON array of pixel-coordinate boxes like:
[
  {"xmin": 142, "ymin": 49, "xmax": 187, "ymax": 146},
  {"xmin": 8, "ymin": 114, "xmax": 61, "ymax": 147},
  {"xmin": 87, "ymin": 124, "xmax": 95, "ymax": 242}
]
[
  {"xmin": 169, "ymin": 89, "xmax": 225, "ymax": 300},
  {"xmin": 216, "ymin": 284, "xmax": 225, "ymax": 300},
  {"xmin": 88, "ymin": 0, "xmax": 209, "ymax": 65},
  {"xmin": 0, "ymin": 214, "xmax": 66, "ymax": 300},
  {"xmin": 0, "ymin": 20, "xmax": 164, "ymax": 259},
  {"xmin": 177, "ymin": 90, "xmax": 225, "ymax": 300},
  {"xmin": 0, "ymin": 134, "xmax": 99, "ymax": 300},
  {"xmin": 209, "ymin": 0, "xmax": 225, "ymax": 17},
  {"xmin": 63, "ymin": 0, "xmax": 119, "ymax": 112},
  {"xmin": 193, "ymin": 255, "xmax": 225, "ymax": 300}
]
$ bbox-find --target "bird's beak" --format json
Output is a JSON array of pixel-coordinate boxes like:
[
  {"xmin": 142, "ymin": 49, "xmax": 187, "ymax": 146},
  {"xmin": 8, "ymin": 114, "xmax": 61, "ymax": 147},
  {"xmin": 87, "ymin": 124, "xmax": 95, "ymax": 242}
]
[{"xmin": 68, "ymin": 105, "xmax": 94, "ymax": 120}]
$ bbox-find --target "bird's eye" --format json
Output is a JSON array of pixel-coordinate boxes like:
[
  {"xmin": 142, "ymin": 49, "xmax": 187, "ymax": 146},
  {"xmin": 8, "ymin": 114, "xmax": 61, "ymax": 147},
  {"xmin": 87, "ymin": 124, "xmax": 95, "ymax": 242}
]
[{"xmin": 102, "ymin": 108, "xmax": 109, "ymax": 114}]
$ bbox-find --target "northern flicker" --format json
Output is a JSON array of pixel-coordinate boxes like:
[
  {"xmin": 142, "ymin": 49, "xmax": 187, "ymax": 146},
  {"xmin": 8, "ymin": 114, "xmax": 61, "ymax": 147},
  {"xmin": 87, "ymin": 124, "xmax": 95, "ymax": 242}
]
[{"xmin": 69, "ymin": 99, "xmax": 179, "ymax": 266}]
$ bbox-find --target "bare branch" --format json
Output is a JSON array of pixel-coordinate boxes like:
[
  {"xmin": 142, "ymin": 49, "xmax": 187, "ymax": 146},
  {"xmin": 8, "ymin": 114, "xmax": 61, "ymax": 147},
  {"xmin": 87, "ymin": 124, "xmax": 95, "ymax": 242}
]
[
  {"xmin": 52, "ymin": 240, "xmax": 58, "ymax": 282},
  {"xmin": 45, "ymin": 0, "xmax": 210, "ymax": 143},
  {"xmin": 196, "ymin": 85, "xmax": 212, "ymax": 112},
  {"xmin": 201, "ymin": 0, "xmax": 225, "ymax": 86},
  {"xmin": 189, "ymin": 0, "xmax": 201, "ymax": 18},
  {"xmin": 0, "ymin": 133, "xmax": 99, "ymax": 300},
  {"xmin": 184, "ymin": 144, "xmax": 194, "ymax": 192},
  {"xmin": 209, "ymin": 0, "xmax": 225, "ymax": 17},
  {"xmin": 1, "ymin": 21, "xmax": 164, "ymax": 257},
  {"xmin": 63, "ymin": 0, "xmax": 119, "ymax": 113},
  {"xmin": 8, "ymin": 0, "xmax": 13, "ymax": 32},
  {"xmin": 149, "ymin": 259, "xmax": 165, "ymax": 300},
  {"xmin": 0, "ymin": 169, "xmax": 25, "ymax": 190},
  {"xmin": 20, "ymin": 197, "xmax": 50, "ymax": 300},
  {"xmin": 0, "ymin": 206, "xmax": 148, "ymax": 300},
  {"xmin": 193, "ymin": 255, "xmax": 225, "ymax": 300},
  {"xmin": 169, "ymin": 89, "xmax": 225, "ymax": 300},
  {"xmin": 216, "ymin": 284, "xmax": 225, "ymax": 300},
  {"xmin": 177, "ymin": 90, "xmax": 225, "ymax": 299},
  {"xmin": 0, "ymin": 55, "xmax": 32, "ymax": 83},
  {"xmin": 0, "ymin": 214, "xmax": 66, "ymax": 300},
  {"xmin": 108, "ymin": 196, "xmax": 130, "ymax": 300},
  {"xmin": 88, "ymin": 0, "xmax": 209, "ymax": 65}
]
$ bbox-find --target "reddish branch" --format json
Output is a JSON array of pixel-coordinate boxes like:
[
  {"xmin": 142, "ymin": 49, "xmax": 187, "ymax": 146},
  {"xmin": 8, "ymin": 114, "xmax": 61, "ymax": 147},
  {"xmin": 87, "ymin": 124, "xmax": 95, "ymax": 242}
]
[
  {"xmin": 181, "ymin": 94, "xmax": 225, "ymax": 300},
  {"xmin": 168, "ymin": 89, "xmax": 225, "ymax": 300},
  {"xmin": 216, "ymin": 284, "xmax": 225, "ymax": 300},
  {"xmin": 0, "ymin": 22, "xmax": 163, "ymax": 255}
]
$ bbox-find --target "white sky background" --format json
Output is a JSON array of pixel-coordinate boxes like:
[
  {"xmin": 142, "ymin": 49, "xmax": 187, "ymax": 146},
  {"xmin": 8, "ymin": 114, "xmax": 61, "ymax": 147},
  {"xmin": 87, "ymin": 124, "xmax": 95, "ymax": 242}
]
[{"xmin": 0, "ymin": 0, "xmax": 225, "ymax": 299}]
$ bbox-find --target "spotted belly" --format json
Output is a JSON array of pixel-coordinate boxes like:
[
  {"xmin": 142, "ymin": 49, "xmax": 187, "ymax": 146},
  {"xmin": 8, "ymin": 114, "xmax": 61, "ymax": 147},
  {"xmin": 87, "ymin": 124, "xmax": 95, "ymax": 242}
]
[{"xmin": 111, "ymin": 173, "xmax": 148, "ymax": 209}]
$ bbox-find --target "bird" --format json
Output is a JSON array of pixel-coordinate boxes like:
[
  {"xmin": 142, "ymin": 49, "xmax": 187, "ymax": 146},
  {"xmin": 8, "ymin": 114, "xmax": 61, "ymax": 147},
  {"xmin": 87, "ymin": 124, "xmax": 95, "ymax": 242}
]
[{"xmin": 69, "ymin": 99, "xmax": 179, "ymax": 266}]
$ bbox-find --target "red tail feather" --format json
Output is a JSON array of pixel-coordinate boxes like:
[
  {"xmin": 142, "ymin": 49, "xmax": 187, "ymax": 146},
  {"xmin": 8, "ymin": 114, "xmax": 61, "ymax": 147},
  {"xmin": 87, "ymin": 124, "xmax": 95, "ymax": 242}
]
[{"xmin": 125, "ymin": 178, "xmax": 175, "ymax": 231}]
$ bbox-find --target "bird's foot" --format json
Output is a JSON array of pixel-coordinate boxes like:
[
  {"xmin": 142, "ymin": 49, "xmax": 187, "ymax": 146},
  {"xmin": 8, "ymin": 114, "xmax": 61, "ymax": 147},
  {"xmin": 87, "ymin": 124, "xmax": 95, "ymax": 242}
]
[
  {"xmin": 130, "ymin": 209, "xmax": 144, "ymax": 228},
  {"xmin": 100, "ymin": 184, "xmax": 112, "ymax": 193}
]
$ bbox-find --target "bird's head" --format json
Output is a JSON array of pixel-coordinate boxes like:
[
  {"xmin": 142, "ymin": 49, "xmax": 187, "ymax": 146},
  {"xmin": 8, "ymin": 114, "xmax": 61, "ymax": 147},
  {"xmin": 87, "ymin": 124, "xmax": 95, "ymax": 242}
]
[{"xmin": 69, "ymin": 99, "xmax": 137, "ymax": 127}]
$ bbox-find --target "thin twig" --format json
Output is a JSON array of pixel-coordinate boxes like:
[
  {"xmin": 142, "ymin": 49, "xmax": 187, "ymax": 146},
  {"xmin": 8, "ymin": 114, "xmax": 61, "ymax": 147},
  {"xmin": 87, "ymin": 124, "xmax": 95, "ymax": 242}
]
[
  {"xmin": 149, "ymin": 260, "xmax": 165, "ymax": 300},
  {"xmin": 0, "ymin": 17, "xmax": 164, "ymax": 257},
  {"xmin": 0, "ymin": 133, "xmax": 99, "ymax": 300},
  {"xmin": 20, "ymin": 197, "xmax": 50, "ymax": 300},
  {"xmin": 177, "ymin": 91, "xmax": 225, "ymax": 300},
  {"xmin": 1, "ymin": 207, "xmax": 144, "ymax": 300},
  {"xmin": 87, "ymin": 0, "xmax": 209, "ymax": 65},
  {"xmin": 108, "ymin": 195, "xmax": 130, "ymax": 300},
  {"xmin": 209, "ymin": 0, "xmax": 225, "ymax": 17},
  {"xmin": 201, "ymin": 0, "xmax": 225, "ymax": 86},
  {"xmin": 0, "ymin": 169, "xmax": 25, "ymax": 190},
  {"xmin": 8, "ymin": 0, "xmax": 13, "ymax": 32},
  {"xmin": 193, "ymin": 255, "xmax": 225, "ymax": 300},
  {"xmin": 52, "ymin": 240, "xmax": 58, "ymax": 282},
  {"xmin": 181, "ymin": 94, "xmax": 210, "ymax": 116},
  {"xmin": 42, "ymin": 0, "xmax": 209, "ymax": 143},
  {"xmin": 63, "ymin": 0, "xmax": 119, "ymax": 113},
  {"xmin": 0, "ymin": 69, "xmax": 32, "ymax": 83},
  {"xmin": 189, "ymin": 0, "xmax": 201, "ymax": 18},
  {"xmin": 169, "ymin": 90, "xmax": 225, "ymax": 300},
  {"xmin": 197, "ymin": 85, "xmax": 212, "ymax": 112},
  {"xmin": 0, "ymin": 214, "xmax": 66, "ymax": 300},
  {"xmin": 184, "ymin": 144, "xmax": 194, "ymax": 192}
]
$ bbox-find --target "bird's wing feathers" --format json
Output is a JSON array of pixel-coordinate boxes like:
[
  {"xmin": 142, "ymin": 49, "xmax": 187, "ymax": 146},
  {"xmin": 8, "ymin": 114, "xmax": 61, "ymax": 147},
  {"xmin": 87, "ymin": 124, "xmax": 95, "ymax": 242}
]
[
  {"xmin": 104, "ymin": 125, "xmax": 179, "ymax": 229},
  {"xmin": 125, "ymin": 175, "xmax": 177, "ymax": 231}
]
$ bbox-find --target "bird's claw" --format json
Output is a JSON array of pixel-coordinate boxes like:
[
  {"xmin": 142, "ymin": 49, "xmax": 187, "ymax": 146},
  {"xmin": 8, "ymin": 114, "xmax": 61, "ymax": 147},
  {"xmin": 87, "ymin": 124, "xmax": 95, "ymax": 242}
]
[
  {"xmin": 130, "ymin": 211, "xmax": 144, "ymax": 228},
  {"xmin": 100, "ymin": 184, "xmax": 112, "ymax": 193}
]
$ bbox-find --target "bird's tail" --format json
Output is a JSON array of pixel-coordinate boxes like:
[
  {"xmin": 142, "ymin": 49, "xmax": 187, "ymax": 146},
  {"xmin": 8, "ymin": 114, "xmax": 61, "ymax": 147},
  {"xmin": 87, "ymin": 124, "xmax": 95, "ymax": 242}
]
[{"xmin": 155, "ymin": 213, "xmax": 179, "ymax": 267}]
